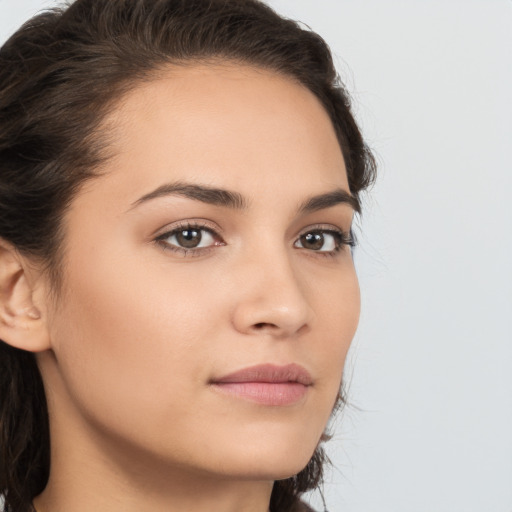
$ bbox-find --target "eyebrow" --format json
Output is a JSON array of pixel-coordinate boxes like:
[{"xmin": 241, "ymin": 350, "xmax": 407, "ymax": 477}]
[
  {"xmin": 298, "ymin": 188, "xmax": 360, "ymax": 214},
  {"xmin": 130, "ymin": 181, "xmax": 247, "ymax": 210},
  {"xmin": 129, "ymin": 181, "xmax": 360, "ymax": 214}
]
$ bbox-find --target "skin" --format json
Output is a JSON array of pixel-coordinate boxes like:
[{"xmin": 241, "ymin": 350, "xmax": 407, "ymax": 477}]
[{"xmin": 1, "ymin": 63, "xmax": 360, "ymax": 512}]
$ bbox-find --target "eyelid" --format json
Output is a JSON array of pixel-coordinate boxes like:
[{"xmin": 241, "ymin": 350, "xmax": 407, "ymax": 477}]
[
  {"xmin": 152, "ymin": 218, "xmax": 224, "ymax": 240},
  {"xmin": 296, "ymin": 223, "xmax": 353, "ymax": 240}
]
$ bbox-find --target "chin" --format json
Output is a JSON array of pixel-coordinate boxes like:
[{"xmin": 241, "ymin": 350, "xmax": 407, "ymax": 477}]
[
  {"xmin": 210, "ymin": 437, "xmax": 320, "ymax": 481},
  {"xmin": 207, "ymin": 411, "xmax": 328, "ymax": 478},
  {"xmin": 241, "ymin": 452, "xmax": 316, "ymax": 481}
]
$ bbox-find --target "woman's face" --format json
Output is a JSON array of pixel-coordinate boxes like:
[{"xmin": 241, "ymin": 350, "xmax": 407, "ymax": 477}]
[{"xmin": 39, "ymin": 63, "xmax": 360, "ymax": 481}]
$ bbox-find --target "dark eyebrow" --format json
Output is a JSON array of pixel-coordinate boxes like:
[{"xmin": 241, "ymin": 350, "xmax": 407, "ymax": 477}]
[
  {"xmin": 129, "ymin": 181, "xmax": 247, "ymax": 210},
  {"xmin": 298, "ymin": 189, "xmax": 360, "ymax": 214},
  {"xmin": 129, "ymin": 181, "xmax": 359, "ymax": 215}
]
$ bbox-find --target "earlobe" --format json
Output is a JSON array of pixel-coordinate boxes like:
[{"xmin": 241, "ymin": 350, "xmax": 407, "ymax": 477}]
[{"xmin": 0, "ymin": 241, "xmax": 51, "ymax": 353}]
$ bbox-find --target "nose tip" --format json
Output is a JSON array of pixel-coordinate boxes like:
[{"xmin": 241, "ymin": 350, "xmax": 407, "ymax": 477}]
[
  {"xmin": 230, "ymin": 264, "xmax": 313, "ymax": 338},
  {"xmin": 233, "ymin": 301, "xmax": 311, "ymax": 338}
]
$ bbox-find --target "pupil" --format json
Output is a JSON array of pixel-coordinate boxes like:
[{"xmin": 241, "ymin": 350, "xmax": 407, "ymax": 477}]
[
  {"xmin": 302, "ymin": 232, "xmax": 324, "ymax": 250},
  {"xmin": 177, "ymin": 229, "xmax": 201, "ymax": 248}
]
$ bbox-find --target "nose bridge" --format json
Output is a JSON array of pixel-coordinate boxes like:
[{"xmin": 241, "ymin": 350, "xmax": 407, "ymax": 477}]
[{"xmin": 230, "ymin": 239, "xmax": 313, "ymax": 336}]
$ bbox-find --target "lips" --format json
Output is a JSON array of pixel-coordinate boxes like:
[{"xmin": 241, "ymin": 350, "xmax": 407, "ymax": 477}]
[
  {"xmin": 210, "ymin": 363, "xmax": 312, "ymax": 406},
  {"xmin": 212, "ymin": 363, "xmax": 313, "ymax": 385}
]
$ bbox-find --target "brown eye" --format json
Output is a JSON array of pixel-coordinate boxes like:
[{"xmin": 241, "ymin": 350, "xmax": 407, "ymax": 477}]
[
  {"xmin": 158, "ymin": 227, "xmax": 218, "ymax": 251},
  {"xmin": 294, "ymin": 230, "xmax": 345, "ymax": 253},
  {"xmin": 299, "ymin": 232, "xmax": 325, "ymax": 251},
  {"xmin": 175, "ymin": 229, "xmax": 202, "ymax": 248}
]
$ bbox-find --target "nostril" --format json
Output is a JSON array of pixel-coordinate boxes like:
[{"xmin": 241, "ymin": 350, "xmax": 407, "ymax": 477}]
[{"xmin": 254, "ymin": 322, "xmax": 275, "ymax": 329}]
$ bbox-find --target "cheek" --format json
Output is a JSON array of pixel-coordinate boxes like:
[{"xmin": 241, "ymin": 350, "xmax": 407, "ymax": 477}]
[
  {"xmin": 47, "ymin": 245, "xmax": 222, "ymax": 432},
  {"xmin": 309, "ymin": 263, "xmax": 360, "ymax": 394},
  {"xmin": 328, "ymin": 268, "xmax": 360, "ymax": 355},
  {"xmin": 310, "ymin": 254, "xmax": 360, "ymax": 336}
]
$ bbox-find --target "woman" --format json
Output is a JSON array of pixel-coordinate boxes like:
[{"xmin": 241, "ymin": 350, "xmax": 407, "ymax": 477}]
[{"xmin": 0, "ymin": 1, "xmax": 376, "ymax": 511}]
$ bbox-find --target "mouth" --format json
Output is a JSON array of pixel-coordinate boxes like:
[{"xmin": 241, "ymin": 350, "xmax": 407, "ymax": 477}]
[{"xmin": 209, "ymin": 363, "xmax": 313, "ymax": 406}]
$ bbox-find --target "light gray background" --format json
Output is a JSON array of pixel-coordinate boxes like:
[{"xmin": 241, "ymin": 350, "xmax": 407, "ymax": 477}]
[{"xmin": 1, "ymin": 1, "xmax": 511, "ymax": 511}]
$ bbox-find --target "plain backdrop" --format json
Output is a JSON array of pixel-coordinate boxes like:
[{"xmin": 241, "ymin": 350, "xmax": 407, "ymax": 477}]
[{"xmin": 1, "ymin": 1, "xmax": 511, "ymax": 511}]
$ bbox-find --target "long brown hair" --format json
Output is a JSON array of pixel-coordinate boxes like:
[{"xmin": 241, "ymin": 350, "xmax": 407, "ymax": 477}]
[{"xmin": 0, "ymin": 1, "xmax": 376, "ymax": 511}]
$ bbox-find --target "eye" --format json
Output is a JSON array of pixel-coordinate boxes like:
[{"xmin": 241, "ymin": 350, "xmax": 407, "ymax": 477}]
[
  {"xmin": 167, "ymin": 228, "xmax": 214, "ymax": 249},
  {"xmin": 155, "ymin": 224, "xmax": 223, "ymax": 254},
  {"xmin": 294, "ymin": 229, "xmax": 353, "ymax": 253}
]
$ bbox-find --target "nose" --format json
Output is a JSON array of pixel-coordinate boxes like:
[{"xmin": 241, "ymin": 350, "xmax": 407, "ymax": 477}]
[{"xmin": 230, "ymin": 249, "xmax": 313, "ymax": 338}]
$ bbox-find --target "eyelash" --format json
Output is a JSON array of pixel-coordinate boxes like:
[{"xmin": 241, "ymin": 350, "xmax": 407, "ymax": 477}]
[{"xmin": 154, "ymin": 222, "xmax": 355, "ymax": 258}]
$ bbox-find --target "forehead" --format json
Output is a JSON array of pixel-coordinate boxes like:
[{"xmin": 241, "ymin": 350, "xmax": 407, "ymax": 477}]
[{"xmin": 83, "ymin": 62, "xmax": 349, "ymax": 208}]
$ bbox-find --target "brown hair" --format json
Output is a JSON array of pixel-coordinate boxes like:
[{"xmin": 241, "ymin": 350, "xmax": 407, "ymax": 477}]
[{"xmin": 0, "ymin": 1, "xmax": 376, "ymax": 511}]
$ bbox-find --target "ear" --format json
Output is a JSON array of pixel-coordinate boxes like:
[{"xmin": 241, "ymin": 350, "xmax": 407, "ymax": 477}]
[{"xmin": 0, "ymin": 240, "xmax": 51, "ymax": 352}]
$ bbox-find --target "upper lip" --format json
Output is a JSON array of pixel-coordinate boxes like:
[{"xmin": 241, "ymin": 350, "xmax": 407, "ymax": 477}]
[{"xmin": 211, "ymin": 363, "xmax": 313, "ymax": 386}]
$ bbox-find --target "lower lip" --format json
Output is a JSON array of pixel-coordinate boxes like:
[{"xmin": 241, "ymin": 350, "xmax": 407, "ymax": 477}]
[{"xmin": 211, "ymin": 382, "xmax": 309, "ymax": 406}]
